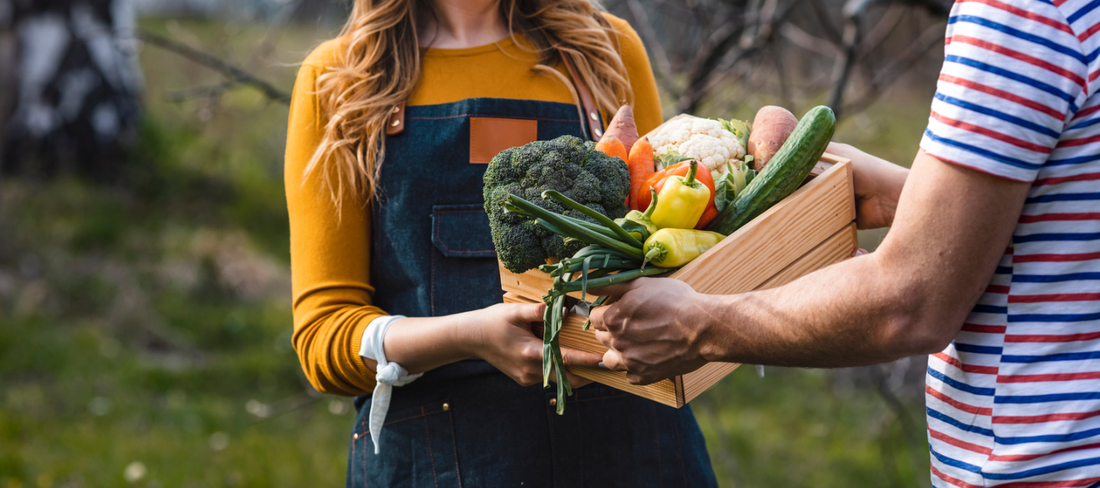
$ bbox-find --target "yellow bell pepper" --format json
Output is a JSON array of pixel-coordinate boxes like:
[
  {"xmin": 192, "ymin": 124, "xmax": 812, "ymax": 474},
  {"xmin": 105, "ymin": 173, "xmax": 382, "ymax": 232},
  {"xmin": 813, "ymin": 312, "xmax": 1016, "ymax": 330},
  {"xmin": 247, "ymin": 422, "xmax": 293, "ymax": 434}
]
[
  {"xmin": 643, "ymin": 228, "xmax": 725, "ymax": 268},
  {"xmin": 649, "ymin": 161, "xmax": 710, "ymax": 230}
]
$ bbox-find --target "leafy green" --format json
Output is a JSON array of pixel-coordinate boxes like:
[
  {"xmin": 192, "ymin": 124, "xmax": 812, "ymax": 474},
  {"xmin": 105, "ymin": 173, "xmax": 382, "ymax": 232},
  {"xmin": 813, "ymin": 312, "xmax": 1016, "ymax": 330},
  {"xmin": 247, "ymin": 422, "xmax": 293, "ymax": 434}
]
[
  {"xmin": 714, "ymin": 177, "xmax": 737, "ymax": 213},
  {"xmin": 656, "ymin": 151, "xmax": 693, "ymax": 169},
  {"xmin": 714, "ymin": 162, "xmax": 747, "ymax": 212},
  {"xmin": 719, "ymin": 118, "xmax": 752, "ymax": 148}
]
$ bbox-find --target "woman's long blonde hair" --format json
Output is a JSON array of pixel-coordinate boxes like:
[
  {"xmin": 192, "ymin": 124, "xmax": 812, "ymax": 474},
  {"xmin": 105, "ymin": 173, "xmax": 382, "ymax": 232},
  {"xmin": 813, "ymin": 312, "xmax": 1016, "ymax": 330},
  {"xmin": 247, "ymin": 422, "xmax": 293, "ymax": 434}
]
[{"xmin": 306, "ymin": 0, "xmax": 633, "ymax": 205}]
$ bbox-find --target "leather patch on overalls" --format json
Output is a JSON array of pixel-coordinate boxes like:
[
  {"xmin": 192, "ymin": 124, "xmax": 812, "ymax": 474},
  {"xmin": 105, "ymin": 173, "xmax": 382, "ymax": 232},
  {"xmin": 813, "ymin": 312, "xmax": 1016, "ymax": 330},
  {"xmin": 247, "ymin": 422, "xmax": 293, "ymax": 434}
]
[{"xmin": 469, "ymin": 117, "xmax": 537, "ymax": 164}]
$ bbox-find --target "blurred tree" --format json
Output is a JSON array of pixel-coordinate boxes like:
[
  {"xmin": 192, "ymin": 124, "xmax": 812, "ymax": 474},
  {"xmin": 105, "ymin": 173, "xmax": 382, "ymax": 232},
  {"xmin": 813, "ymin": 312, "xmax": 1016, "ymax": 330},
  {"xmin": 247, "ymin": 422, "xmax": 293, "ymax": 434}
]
[
  {"xmin": 0, "ymin": 0, "xmax": 142, "ymax": 180},
  {"xmin": 605, "ymin": 0, "xmax": 950, "ymax": 120}
]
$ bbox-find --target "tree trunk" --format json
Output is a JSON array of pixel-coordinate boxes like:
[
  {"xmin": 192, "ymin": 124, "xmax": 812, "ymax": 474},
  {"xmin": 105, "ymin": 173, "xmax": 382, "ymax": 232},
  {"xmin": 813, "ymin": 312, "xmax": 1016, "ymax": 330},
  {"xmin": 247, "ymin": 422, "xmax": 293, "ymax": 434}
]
[{"xmin": 0, "ymin": 0, "xmax": 142, "ymax": 180}]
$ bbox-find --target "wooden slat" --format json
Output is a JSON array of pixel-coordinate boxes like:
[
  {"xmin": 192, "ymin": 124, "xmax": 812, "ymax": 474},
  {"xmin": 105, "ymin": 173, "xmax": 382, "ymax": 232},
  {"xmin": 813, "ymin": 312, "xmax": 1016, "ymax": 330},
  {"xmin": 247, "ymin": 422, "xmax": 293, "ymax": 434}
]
[
  {"xmin": 670, "ymin": 158, "xmax": 854, "ymax": 295},
  {"xmin": 758, "ymin": 223, "xmax": 857, "ymax": 290},
  {"xmin": 681, "ymin": 362, "xmax": 741, "ymax": 403},
  {"xmin": 499, "ymin": 261, "xmax": 583, "ymax": 300},
  {"xmin": 562, "ymin": 365, "xmax": 678, "ymax": 408}
]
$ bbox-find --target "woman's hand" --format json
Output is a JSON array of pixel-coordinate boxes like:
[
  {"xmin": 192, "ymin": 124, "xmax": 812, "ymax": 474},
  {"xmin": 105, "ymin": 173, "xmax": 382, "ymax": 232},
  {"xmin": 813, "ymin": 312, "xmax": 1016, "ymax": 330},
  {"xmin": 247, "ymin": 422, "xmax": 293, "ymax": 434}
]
[
  {"xmin": 462, "ymin": 303, "xmax": 604, "ymax": 388},
  {"xmin": 827, "ymin": 142, "xmax": 909, "ymax": 229}
]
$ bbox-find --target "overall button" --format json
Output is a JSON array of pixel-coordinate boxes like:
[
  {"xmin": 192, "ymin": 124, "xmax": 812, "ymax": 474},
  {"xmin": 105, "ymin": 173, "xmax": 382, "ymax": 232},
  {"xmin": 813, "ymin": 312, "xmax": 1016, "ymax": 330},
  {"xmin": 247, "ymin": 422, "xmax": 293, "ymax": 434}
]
[{"xmin": 548, "ymin": 398, "xmax": 557, "ymax": 407}]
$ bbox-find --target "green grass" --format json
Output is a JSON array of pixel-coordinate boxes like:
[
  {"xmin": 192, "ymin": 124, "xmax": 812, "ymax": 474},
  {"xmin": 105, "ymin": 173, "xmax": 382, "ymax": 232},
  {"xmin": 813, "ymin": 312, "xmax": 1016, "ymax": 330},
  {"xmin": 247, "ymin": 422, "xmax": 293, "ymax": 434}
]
[{"xmin": 0, "ymin": 17, "xmax": 934, "ymax": 488}]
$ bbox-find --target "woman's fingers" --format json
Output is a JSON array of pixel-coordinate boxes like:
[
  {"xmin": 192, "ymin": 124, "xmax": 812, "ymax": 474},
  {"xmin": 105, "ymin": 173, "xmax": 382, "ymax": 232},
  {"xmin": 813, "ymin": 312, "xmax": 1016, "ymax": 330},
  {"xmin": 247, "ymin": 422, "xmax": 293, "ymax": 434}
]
[
  {"xmin": 560, "ymin": 346, "xmax": 603, "ymax": 369},
  {"xmin": 564, "ymin": 370, "xmax": 593, "ymax": 389},
  {"xmin": 514, "ymin": 302, "xmax": 547, "ymax": 324}
]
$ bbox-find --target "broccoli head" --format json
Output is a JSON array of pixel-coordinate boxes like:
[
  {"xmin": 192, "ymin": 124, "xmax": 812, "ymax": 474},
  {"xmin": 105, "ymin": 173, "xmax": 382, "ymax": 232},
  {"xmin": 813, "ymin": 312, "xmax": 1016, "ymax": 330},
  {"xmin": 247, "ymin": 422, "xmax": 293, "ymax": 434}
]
[{"xmin": 483, "ymin": 135, "xmax": 631, "ymax": 273}]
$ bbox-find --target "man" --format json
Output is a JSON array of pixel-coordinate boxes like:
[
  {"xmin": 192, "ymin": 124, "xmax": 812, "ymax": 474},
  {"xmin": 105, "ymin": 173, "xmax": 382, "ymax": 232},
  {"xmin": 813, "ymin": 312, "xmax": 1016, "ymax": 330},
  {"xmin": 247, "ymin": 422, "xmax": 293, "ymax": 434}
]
[{"xmin": 589, "ymin": 0, "xmax": 1100, "ymax": 485}]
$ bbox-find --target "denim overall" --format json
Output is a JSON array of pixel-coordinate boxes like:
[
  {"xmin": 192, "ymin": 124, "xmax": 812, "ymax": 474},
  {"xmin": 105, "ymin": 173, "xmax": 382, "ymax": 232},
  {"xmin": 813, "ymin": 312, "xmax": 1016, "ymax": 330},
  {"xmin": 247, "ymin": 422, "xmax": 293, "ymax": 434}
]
[{"xmin": 348, "ymin": 97, "xmax": 718, "ymax": 487}]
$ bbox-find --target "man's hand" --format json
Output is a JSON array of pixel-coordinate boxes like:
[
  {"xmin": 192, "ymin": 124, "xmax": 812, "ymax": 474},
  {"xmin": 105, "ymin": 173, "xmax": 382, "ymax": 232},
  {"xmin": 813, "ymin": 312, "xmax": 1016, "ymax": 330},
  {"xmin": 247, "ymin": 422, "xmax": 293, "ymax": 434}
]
[
  {"xmin": 588, "ymin": 278, "xmax": 712, "ymax": 385},
  {"xmin": 827, "ymin": 142, "xmax": 908, "ymax": 230}
]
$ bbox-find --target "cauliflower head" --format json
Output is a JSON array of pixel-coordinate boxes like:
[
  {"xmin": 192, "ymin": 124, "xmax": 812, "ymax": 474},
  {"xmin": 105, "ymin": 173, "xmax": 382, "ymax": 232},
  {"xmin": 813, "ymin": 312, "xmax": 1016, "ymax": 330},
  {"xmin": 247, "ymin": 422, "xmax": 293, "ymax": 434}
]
[{"xmin": 650, "ymin": 116, "xmax": 746, "ymax": 181}]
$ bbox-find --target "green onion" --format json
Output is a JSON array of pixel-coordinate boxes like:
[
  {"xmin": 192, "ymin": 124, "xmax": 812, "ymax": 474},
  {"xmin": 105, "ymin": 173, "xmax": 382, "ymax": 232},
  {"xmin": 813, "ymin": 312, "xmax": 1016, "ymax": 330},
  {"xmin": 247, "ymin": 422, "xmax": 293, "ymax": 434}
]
[
  {"xmin": 541, "ymin": 190, "xmax": 644, "ymax": 248},
  {"xmin": 556, "ymin": 266, "xmax": 673, "ymax": 293},
  {"xmin": 508, "ymin": 195, "xmax": 644, "ymax": 261}
]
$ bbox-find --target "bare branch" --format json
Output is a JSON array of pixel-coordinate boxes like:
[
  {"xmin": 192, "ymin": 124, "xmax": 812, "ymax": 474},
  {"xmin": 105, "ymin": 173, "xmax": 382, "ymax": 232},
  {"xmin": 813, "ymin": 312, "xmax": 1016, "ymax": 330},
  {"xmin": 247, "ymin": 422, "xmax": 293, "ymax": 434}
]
[
  {"xmin": 869, "ymin": 363, "xmax": 923, "ymax": 448},
  {"xmin": 625, "ymin": 0, "xmax": 674, "ymax": 83},
  {"xmin": 828, "ymin": 17, "xmax": 862, "ymax": 120},
  {"xmin": 164, "ymin": 80, "xmax": 238, "ymax": 103},
  {"xmin": 840, "ymin": 20, "xmax": 944, "ymax": 116},
  {"xmin": 780, "ymin": 22, "xmax": 843, "ymax": 57},
  {"xmin": 857, "ymin": 3, "xmax": 907, "ymax": 58},
  {"xmin": 809, "ymin": 0, "xmax": 844, "ymax": 44},
  {"xmin": 137, "ymin": 30, "xmax": 291, "ymax": 105},
  {"xmin": 675, "ymin": 0, "xmax": 803, "ymax": 114}
]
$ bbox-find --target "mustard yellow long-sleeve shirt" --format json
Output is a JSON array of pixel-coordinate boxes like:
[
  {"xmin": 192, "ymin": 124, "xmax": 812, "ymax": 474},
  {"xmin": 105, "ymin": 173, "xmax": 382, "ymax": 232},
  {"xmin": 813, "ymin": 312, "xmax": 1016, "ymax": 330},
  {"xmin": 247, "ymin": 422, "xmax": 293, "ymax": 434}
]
[{"xmin": 285, "ymin": 14, "xmax": 662, "ymax": 396}]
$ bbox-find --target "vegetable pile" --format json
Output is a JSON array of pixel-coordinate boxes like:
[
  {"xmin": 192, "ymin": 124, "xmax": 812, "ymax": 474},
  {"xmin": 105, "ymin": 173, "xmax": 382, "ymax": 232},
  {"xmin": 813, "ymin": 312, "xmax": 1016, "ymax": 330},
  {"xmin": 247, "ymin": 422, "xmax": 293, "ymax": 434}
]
[{"xmin": 483, "ymin": 105, "xmax": 836, "ymax": 414}]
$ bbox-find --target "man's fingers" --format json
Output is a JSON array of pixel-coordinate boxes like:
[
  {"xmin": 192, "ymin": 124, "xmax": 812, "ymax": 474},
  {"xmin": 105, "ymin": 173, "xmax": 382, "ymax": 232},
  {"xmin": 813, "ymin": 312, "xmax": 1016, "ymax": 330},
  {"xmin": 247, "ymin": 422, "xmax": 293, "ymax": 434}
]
[
  {"xmin": 589, "ymin": 305, "xmax": 608, "ymax": 331},
  {"xmin": 561, "ymin": 347, "xmax": 603, "ymax": 369},
  {"xmin": 593, "ymin": 329, "xmax": 613, "ymax": 348},
  {"xmin": 602, "ymin": 349, "xmax": 627, "ymax": 371}
]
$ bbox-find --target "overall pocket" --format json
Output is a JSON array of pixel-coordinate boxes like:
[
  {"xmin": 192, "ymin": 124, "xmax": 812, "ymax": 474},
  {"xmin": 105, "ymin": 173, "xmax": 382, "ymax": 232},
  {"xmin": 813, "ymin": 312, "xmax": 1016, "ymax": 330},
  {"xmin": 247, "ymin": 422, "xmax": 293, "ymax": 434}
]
[
  {"xmin": 429, "ymin": 204, "xmax": 502, "ymax": 316},
  {"xmin": 349, "ymin": 394, "xmax": 461, "ymax": 488}
]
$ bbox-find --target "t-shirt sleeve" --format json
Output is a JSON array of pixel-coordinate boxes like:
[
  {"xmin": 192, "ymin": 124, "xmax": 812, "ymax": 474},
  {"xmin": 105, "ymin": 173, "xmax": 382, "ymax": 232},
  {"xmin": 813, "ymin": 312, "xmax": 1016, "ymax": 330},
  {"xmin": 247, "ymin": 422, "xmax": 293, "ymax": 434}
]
[{"xmin": 919, "ymin": 0, "xmax": 1088, "ymax": 182}]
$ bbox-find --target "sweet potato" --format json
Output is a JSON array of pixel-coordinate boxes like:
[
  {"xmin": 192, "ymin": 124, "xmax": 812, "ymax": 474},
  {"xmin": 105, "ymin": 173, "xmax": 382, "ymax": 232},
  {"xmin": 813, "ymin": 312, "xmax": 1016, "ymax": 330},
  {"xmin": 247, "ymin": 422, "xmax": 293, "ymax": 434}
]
[
  {"xmin": 747, "ymin": 106, "xmax": 798, "ymax": 170},
  {"xmin": 602, "ymin": 105, "xmax": 639, "ymax": 155}
]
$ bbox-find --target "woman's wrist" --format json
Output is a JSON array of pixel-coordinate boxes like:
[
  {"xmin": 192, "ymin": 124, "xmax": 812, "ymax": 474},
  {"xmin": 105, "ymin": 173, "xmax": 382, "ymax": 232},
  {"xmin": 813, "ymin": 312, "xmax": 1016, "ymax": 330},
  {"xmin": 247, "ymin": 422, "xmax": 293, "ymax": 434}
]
[{"xmin": 450, "ymin": 308, "xmax": 485, "ymax": 361}]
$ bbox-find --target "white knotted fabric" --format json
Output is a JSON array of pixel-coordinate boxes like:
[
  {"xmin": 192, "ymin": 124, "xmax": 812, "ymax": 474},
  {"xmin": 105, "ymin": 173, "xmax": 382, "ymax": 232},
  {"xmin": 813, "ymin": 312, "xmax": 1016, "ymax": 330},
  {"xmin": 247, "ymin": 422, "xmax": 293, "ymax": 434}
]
[{"xmin": 358, "ymin": 315, "xmax": 422, "ymax": 454}]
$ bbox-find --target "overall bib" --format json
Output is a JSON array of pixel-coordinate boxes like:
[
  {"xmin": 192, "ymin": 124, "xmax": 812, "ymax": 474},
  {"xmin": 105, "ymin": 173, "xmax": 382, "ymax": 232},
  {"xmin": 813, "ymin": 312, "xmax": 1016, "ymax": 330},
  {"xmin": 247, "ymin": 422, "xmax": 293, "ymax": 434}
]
[{"xmin": 347, "ymin": 97, "xmax": 718, "ymax": 488}]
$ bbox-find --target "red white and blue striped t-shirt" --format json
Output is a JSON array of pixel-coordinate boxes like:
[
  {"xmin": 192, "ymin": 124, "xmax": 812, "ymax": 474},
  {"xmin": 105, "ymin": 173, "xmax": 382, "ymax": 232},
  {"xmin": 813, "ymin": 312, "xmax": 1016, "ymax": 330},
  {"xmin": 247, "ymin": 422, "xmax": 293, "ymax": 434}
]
[{"xmin": 921, "ymin": 0, "xmax": 1100, "ymax": 485}]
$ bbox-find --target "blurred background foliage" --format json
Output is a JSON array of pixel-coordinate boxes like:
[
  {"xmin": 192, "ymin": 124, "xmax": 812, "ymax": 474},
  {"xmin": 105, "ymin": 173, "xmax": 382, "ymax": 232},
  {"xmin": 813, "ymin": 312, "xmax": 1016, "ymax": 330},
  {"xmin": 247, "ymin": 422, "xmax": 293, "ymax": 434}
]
[{"xmin": 0, "ymin": 0, "xmax": 942, "ymax": 486}]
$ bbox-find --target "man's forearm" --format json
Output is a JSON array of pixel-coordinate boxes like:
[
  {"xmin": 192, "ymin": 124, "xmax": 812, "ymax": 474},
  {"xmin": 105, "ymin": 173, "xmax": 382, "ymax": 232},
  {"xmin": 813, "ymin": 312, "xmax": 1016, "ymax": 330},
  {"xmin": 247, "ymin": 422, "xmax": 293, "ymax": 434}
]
[
  {"xmin": 592, "ymin": 152, "xmax": 1030, "ymax": 384},
  {"xmin": 699, "ymin": 252, "xmax": 926, "ymax": 368},
  {"xmin": 696, "ymin": 151, "xmax": 1029, "ymax": 368}
]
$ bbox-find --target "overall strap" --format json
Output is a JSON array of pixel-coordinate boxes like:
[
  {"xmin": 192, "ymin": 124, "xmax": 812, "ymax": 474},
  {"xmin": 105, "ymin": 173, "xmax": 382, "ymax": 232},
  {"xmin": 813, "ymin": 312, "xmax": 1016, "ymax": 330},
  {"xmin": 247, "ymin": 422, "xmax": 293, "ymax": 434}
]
[
  {"xmin": 385, "ymin": 47, "xmax": 603, "ymax": 140},
  {"xmin": 557, "ymin": 49, "xmax": 603, "ymax": 141}
]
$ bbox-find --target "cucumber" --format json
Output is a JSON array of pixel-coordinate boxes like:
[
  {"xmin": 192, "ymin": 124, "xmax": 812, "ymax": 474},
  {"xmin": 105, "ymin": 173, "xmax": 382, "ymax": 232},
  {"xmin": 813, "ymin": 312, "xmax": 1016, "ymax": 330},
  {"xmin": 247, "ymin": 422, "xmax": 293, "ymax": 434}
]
[{"xmin": 705, "ymin": 106, "xmax": 835, "ymax": 236}]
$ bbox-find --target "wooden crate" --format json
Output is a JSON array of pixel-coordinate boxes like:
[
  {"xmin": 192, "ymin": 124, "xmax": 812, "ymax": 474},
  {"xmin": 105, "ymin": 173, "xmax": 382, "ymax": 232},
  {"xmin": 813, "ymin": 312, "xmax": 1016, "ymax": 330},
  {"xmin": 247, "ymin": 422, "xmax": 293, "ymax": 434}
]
[{"xmin": 499, "ymin": 154, "xmax": 857, "ymax": 407}]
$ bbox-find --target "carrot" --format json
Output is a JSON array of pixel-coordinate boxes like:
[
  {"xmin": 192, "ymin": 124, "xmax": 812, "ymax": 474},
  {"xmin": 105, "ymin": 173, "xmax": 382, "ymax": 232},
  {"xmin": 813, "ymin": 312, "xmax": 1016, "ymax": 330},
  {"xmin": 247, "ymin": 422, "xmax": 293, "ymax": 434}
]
[
  {"xmin": 603, "ymin": 105, "xmax": 639, "ymax": 154},
  {"xmin": 595, "ymin": 136, "xmax": 631, "ymax": 207},
  {"xmin": 594, "ymin": 135, "xmax": 628, "ymax": 164},
  {"xmin": 627, "ymin": 138, "xmax": 655, "ymax": 210}
]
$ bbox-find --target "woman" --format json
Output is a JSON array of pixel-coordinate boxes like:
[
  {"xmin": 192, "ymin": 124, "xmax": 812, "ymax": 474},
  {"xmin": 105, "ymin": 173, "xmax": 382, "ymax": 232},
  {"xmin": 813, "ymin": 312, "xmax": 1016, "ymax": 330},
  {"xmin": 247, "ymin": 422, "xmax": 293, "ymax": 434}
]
[{"xmin": 284, "ymin": 0, "xmax": 717, "ymax": 485}]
